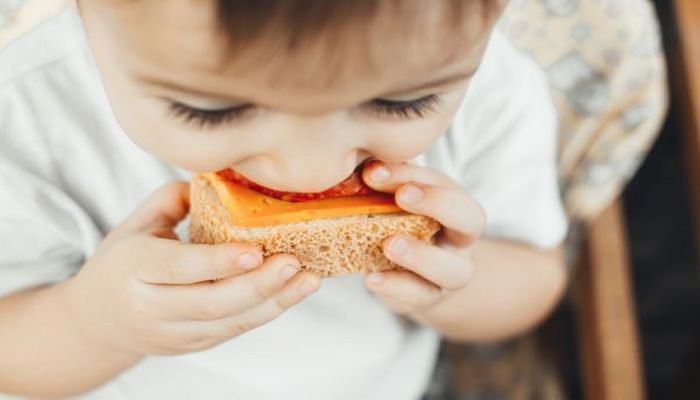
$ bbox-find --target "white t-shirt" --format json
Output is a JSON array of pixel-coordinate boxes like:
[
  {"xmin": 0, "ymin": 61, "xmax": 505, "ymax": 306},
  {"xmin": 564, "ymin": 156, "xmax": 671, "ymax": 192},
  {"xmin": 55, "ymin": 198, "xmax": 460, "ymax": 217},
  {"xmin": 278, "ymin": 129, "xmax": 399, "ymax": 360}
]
[{"xmin": 0, "ymin": 8, "xmax": 567, "ymax": 400}]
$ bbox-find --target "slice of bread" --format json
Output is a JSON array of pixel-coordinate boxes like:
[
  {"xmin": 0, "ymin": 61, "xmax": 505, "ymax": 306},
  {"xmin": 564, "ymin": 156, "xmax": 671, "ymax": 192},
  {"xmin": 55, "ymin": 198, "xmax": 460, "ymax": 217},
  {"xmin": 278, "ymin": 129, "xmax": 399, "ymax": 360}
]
[{"xmin": 189, "ymin": 174, "xmax": 441, "ymax": 277}]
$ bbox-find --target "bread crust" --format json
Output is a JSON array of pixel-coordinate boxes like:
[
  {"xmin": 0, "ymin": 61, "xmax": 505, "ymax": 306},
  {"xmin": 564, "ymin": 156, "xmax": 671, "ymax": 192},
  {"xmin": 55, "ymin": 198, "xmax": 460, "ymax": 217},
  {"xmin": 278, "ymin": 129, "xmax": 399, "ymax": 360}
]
[{"xmin": 189, "ymin": 175, "xmax": 441, "ymax": 277}]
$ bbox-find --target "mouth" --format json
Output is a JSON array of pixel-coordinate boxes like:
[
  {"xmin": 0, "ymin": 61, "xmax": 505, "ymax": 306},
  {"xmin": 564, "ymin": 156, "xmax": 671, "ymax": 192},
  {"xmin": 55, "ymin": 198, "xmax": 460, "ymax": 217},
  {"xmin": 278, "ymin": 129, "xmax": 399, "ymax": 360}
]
[{"xmin": 215, "ymin": 160, "xmax": 381, "ymax": 202}]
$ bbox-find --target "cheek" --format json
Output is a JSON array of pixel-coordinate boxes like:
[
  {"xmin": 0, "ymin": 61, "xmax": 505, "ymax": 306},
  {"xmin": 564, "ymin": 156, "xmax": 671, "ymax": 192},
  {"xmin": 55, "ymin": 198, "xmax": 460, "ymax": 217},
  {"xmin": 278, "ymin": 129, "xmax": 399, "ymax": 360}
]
[
  {"xmin": 366, "ymin": 94, "xmax": 465, "ymax": 162},
  {"xmin": 85, "ymin": 46, "xmax": 251, "ymax": 171},
  {"xmin": 112, "ymin": 99, "xmax": 232, "ymax": 171},
  {"xmin": 81, "ymin": 6, "xmax": 235, "ymax": 172},
  {"xmin": 101, "ymin": 79, "xmax": 254, "ymax": 172}
]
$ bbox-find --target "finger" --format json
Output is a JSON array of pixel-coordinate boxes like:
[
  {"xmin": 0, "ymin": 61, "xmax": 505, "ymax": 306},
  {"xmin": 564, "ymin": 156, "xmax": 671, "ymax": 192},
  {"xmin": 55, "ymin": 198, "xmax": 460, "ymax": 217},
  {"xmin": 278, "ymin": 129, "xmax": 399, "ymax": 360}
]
[
  {"xmin": 177, "ymin": 272, "xmax": 322, "ymax": 340},
  {"xmin": 136, "ymin": 238, "xmax": 263, "ymax": 284},
  {"xmin": 380, "ymin": 235, "xmax": 474, "ymax": 290},
  {"xmin": 362, "ymin": 161, "xmax": 461, "ymax": 192},
  {"xmin": 148, "ymin": 254, "xmax": 307, "ymax": 321},
  {"xmin": 394, "ymin": 183, "xmax": 485, "ymax": 246},
  {"xmin": 364, "ymin": 270, "xmax": 444, "ymax": 314},
  {"xmin": 120, "ymin": 181, "xmax": 191, "ymax": 233}
]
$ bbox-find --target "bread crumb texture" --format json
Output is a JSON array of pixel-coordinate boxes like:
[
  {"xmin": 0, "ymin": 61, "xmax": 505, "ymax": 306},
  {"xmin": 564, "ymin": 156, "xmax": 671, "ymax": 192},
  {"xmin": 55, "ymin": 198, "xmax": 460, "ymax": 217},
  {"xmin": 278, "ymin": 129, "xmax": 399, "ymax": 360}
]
[{"xmin": 190, "ymin": 175, "xmax": 441, "ymax": 277}]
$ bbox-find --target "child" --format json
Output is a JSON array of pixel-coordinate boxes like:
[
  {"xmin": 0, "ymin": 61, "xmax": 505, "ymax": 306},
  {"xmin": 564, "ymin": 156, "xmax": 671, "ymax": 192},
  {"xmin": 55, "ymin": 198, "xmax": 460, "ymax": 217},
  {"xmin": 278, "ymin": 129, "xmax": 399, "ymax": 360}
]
[{"xmin": 0, "ymin": 1, "xmax": 568, "ymax": 399}]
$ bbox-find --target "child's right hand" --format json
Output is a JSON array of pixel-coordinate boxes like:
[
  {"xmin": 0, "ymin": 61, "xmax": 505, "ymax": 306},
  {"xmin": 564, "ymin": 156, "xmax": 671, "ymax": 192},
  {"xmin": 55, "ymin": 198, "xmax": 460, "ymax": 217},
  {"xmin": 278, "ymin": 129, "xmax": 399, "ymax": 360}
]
[{"xmin": 63, "ymin": 181, "xmax": 321, "ymax": 358}]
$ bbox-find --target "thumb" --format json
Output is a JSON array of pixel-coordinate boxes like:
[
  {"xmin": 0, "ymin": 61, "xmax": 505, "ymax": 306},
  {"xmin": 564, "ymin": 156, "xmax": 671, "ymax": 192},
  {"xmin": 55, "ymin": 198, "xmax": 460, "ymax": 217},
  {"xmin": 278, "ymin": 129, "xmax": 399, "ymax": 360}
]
[{"xmin": 120, "ymin": 181, "xmax": 190, "ymax": 234}]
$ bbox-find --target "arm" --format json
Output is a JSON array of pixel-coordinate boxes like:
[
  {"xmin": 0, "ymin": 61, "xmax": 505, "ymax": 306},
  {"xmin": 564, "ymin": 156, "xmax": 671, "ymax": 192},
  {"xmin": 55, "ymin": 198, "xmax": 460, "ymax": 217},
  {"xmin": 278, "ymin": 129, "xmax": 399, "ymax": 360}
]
[{"xmin": 0, "ymin": 280, "xmax": 142, "ymax": 397}]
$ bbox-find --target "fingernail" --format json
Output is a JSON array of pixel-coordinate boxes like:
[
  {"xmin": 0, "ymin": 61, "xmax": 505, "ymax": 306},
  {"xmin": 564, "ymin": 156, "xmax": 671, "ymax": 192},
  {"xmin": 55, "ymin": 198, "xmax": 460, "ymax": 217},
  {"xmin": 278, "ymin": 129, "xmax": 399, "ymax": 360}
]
[
  {"xmin": 299, "ymin": 281, "xmax": 318, "ymax": 296},
  {"xmin": 280, "ymin": 264, "xmax": 299, "ymax": 281},
  {"xmin": 236, "ymin": 252, "xmax": 259, "ymax": 270},
  {"xmin": 370, "ymin": 165, "xmax": 390, "ymax": 183},
  {"xmin": 367, "ymin": 272, "xmax": 385, "ymax": 284},
  {"xmin": 398, "ymin": 185, "xmax": 423, "ymax": 205},
  {"xmin": 388, "ymin": 237, "xmax": 410, "ymax": 258}
]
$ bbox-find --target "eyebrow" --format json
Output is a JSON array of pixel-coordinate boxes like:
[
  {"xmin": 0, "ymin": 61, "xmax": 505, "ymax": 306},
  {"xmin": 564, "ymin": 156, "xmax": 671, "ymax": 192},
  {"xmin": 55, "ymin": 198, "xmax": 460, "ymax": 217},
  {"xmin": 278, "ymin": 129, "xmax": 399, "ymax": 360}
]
[{"xmin": 134, "ymin": 66, "xmax": 479, "ymax": 101}]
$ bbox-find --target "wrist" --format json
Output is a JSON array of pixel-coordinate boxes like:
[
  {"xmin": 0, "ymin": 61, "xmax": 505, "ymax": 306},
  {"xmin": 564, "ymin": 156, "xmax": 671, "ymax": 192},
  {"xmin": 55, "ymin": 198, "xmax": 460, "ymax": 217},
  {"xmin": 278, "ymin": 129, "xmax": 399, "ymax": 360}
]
[{"xmin": 58, "ymin": 276, "xmax": 144, "ymax": 366}]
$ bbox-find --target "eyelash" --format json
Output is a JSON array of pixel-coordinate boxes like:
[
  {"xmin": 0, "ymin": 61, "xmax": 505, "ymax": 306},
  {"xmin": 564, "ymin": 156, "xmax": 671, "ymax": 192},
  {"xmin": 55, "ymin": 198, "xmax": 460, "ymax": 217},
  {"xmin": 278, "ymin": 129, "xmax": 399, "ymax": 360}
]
[
  {"xmin": 365, "ymin": 94, "xmax": 441, "ymax": 119},
  {"xmin": 168, "ymin": 102, "xmax": 254, "ymax": 128},
  {"xmin": 168, "ymin": 94, "xmax": 441, "ymax": 128}
]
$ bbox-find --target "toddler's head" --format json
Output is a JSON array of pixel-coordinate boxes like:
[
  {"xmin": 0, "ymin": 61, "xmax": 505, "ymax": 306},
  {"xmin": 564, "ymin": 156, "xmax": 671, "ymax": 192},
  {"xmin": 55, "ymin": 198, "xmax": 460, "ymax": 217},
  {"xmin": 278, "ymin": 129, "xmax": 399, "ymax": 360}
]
[{"xmin": 79, "ymin": 0, "xmax": 504, "ymax": 191}]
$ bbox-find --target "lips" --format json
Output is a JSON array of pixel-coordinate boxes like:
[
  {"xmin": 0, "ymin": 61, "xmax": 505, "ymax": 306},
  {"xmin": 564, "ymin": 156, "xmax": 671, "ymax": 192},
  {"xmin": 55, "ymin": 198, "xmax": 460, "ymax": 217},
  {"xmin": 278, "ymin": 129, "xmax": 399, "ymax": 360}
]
[{"xmin": 216, "ymin": 162, "xmax": 379, "ymax": 202}]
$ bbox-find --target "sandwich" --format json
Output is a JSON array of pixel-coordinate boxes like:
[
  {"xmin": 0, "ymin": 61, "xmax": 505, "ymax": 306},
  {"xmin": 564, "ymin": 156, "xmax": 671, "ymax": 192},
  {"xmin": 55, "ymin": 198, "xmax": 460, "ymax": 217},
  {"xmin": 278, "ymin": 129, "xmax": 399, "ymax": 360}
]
[{"xmin": 189, "ymin": 162, "xmax": 441, "ymax": 277}]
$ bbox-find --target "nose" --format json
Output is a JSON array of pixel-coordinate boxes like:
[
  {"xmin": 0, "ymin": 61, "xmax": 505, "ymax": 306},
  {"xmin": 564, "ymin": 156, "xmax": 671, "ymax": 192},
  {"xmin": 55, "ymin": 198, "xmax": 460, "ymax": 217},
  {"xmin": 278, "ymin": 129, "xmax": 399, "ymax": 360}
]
[
  {"xmin": 271, "ymin": 148, "xmax": 366, "ymax": 192},
  {"xmin": 252, "ymin": 112, "xmax": 368, "ymax": 192}
]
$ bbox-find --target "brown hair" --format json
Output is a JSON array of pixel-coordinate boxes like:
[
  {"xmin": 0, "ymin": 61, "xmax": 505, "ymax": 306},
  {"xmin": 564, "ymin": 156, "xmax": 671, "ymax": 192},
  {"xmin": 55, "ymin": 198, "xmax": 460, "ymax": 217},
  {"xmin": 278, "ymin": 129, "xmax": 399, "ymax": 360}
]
[{"xmin": 215, "ymin": 0, "xmax": 498, "ymax": 52}]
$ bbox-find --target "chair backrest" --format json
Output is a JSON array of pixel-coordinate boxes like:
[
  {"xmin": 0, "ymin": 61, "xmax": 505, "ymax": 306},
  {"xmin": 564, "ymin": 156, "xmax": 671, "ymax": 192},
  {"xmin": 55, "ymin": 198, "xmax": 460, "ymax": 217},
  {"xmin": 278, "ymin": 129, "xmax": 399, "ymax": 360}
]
[{"xmin": 501, "ymin": 0, "xmax": 668, "ymax": 223}]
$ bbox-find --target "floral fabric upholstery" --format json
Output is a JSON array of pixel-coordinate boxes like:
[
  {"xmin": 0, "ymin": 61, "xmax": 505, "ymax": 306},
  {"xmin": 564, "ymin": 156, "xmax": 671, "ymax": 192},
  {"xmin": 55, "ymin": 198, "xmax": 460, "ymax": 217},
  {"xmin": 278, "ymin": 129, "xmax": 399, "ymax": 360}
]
[{"xmin": 500, "ymin": 0, "xmax": 668, "ymax": 222}]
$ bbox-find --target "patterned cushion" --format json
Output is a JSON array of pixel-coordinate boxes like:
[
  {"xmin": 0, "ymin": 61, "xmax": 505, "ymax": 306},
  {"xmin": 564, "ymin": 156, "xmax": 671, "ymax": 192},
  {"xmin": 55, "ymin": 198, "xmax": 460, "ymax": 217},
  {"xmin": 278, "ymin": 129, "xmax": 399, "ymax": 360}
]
[{"xmin": 500, "ymin": 0, "xmax": 668, "ymax": 222}]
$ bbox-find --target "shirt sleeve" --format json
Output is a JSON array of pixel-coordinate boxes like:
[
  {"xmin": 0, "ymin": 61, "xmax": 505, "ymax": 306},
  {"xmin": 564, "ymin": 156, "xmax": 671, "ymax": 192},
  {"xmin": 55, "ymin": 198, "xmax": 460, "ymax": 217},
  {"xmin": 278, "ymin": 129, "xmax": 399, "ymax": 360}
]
[
  {"xmin": 0, "ymin": 81, "xmax": 101, "ymax": 297},
  {"xmin": 430, "ymin": 30, "xmax": 568, "ymax": 249}
]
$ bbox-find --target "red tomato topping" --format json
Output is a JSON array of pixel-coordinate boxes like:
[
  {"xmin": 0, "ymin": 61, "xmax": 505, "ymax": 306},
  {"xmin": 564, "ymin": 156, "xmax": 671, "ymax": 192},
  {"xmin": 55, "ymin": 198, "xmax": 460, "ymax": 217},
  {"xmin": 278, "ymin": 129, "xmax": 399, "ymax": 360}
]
[{"xmin": 216, "ymin": 163, "xmax": 379, "ymax": 202}]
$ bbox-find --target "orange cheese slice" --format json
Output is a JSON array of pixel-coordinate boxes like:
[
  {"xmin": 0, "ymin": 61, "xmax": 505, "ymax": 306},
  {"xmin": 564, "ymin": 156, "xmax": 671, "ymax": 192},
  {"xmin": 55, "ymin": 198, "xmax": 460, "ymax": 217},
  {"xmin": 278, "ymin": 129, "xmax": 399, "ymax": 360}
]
[{"xmin": 201, "ymin": 173, "xmax": 403, "ymax": 227}]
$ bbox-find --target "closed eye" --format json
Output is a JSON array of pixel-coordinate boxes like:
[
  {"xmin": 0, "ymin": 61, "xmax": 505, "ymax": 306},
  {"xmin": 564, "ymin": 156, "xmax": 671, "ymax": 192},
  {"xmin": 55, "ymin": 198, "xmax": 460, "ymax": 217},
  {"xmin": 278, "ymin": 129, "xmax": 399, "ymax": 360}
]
[
  {"xmin": 168, "ymin": 101, "xmax": 254, "ymax": 128},
  {"xmin": 365, "ymin": 94, "xmax": 441, "ymax": 119},
  {"xmin": 168, "ymin": 93, "xmax": 441, "ymax": 128}
]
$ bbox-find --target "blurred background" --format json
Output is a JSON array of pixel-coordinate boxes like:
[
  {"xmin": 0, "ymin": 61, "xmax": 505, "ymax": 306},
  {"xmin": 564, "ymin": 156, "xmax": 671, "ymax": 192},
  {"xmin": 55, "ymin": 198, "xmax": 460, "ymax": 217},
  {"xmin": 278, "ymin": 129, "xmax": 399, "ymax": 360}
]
[
  {"xmin": 569, "ymin": 0, "xmax": 700, "ymax": 398},
  {"xmin": 566, "ymin": 0, "xmax": 700, "ymax": 399},
  {"xmin": 499, "ymin": 1, "xmax": 700, "ymax": 399}
]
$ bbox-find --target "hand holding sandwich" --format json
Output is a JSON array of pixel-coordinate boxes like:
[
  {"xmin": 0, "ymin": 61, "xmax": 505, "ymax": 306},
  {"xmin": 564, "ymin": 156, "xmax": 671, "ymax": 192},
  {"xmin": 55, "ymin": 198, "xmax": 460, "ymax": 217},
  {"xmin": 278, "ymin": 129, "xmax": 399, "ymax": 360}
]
[
  {"xmin": 0, "ymin": 181, "xmax": 323, "ymax": 397},
  {"xmin": 64, "ymin": 182, "xmax": 321, "ymax": 360},
  {"xmin": 362, "ymin": 161, "xmax": 566, "ymax": 342},
  {"xmin": 361, "ymin": 161, "xmax": 482, "ymax": 319}
]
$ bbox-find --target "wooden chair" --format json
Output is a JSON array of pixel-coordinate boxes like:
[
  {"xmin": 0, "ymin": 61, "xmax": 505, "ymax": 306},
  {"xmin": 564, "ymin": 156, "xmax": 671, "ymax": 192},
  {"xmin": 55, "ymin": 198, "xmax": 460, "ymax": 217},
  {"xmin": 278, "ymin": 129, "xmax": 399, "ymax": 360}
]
[
  {"xmin": 667, "ymin": 2, "xmax": 700, "ymax": 395},
  {"xmin": 674, "ymin": 1, "xmax": 700, "ymax": 258},
  {"xmin": 440, "ymin": 2, "xmax": 669, "ymax": 399},
  {"xmin": 574, "ymin": 200, "xmax": 645, "ymax": 400}
]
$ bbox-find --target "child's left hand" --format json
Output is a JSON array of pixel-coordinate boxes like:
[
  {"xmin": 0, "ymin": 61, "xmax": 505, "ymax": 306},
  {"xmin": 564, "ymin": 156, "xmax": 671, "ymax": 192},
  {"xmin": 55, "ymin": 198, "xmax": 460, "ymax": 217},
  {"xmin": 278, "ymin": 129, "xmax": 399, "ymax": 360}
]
[{"xmin": 361, "ymin": 160, "xmax": 485, "ymax": 320}]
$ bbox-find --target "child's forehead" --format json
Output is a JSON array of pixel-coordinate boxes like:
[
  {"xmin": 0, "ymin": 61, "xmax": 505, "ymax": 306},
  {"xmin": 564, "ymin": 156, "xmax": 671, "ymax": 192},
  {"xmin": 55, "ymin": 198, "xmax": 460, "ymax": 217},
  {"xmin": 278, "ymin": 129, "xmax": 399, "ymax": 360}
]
[{"xmin": 86, "ymin": 0, "xmax": 494, "ymax": 99}]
